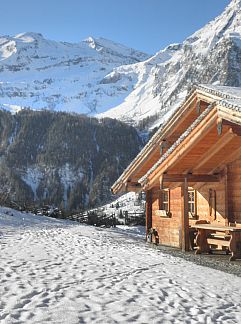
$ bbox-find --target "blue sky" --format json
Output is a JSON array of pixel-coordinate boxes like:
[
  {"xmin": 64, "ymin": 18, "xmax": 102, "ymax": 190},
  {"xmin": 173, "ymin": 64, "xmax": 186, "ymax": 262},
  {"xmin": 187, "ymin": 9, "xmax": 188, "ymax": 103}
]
[{"xmin": 0, "ymin": 0, "xmax": 230, "ymax": 54}]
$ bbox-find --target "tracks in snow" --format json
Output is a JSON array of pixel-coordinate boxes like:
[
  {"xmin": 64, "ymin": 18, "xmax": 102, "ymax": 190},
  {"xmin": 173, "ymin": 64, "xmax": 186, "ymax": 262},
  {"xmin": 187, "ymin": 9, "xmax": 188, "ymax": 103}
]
[{"xmin": 0, "ymin": 224, "xmax": 241, "ymax": 323}]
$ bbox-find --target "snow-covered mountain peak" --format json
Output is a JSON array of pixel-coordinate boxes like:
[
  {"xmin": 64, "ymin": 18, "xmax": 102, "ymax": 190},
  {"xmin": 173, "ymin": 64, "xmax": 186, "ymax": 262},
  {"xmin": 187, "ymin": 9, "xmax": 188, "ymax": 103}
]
[
  {"xmin": 14, "ymin": 32, "xmax": 44, "ymax": 43},
  {"xmin": 184, "ymin": 0, "xmax": 241, "ymax": 54},
  {"xmin": 83, "ymin": 36, "xmax": 149, "ymax": 62},
  {"xmin": 84, "ymin": 36, "xmax": 97, "ymax": 48},
  {"xmin": 0, "ymin": 32, "xmax": 149, "ymax": 114}
]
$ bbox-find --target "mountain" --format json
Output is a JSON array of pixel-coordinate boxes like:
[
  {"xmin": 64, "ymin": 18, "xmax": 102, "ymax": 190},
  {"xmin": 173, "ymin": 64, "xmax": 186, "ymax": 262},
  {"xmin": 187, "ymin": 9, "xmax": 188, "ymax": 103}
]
[
  {"xmin": 101, "ymin": 0, "xmax": 241, "ymax": 126},
  {"xmin": 1, "ymin": 0, "xmax": 241, "ymax": 212},
  {"xmin": 0, "ymin": 32, "xmax": 149, "ymax": 114},
  {"xmin": 0, "ymin": 109, "xmax": 142, "ymax": 211},
  {"xmin": 1, "ymin": 1, "xmax": 240, "ymax": 128}
]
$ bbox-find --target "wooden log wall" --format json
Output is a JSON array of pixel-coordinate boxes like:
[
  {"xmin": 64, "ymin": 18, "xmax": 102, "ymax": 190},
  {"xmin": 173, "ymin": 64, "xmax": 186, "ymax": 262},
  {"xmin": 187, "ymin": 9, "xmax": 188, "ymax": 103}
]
[
  {"xmin": 192, "ymin": 178, "xmax": 227, "ymax": 226},
  {"xmin": 227, "ymin": 158, "xmax": 241, "ymax": 223},
  {"xmin": 146, "ymin": 190, "xmax": 152, "ymax": 238},
  {"xmin": 150, "ymin": 159, "xmax": 241, "ymax": 248},
  {"xmin": 151, "ymin": 187, "xmax": 182, "ymax": 248}
]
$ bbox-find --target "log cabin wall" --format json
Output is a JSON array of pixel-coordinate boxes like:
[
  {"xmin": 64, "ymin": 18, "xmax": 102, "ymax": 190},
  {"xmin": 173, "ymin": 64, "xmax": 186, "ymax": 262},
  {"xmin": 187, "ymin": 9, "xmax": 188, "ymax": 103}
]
[
  {"xmin": 191, "ymin": 179, "xmax": 227, "ymax": 226},
  {"xmin": 227, "ymin": 157, "xmax": 241, "ymax": 223},
  {"xmin": 151, "ymin": 187, "xmax": 182, "ymax": 248},
  {"xmin": 151, "ymin": 177, "xmax": 229, "ymax": 247}
]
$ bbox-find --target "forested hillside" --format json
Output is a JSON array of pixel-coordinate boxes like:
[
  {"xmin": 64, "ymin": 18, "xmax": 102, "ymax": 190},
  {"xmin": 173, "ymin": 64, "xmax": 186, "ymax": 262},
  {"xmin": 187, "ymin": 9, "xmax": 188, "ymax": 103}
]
[{"xmin": 0, "ymin": 109, "xmax": 142, "ymax": 211}]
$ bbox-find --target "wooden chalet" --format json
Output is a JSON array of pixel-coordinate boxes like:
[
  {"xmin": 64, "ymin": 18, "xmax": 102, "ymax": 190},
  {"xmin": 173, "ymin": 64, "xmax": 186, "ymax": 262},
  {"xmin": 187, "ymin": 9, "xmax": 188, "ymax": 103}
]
[{"xmin": 112, "ymin": 84, "xmax": 241, "ymax": 260}]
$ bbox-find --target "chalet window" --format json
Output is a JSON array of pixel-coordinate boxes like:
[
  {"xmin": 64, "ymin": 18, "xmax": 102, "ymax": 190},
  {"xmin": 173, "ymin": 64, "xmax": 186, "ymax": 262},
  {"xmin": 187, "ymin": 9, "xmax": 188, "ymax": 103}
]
[
  {"xmin": 188, "ymin": 189, "xmax": 197, "ymax": 217},
  {"xmin": 159, "ymin": 189, "xmax": 170, "ymax": 212},
  {"xmin": 188, "ymin": 190, "xmax": 195, "ymax": 213}
]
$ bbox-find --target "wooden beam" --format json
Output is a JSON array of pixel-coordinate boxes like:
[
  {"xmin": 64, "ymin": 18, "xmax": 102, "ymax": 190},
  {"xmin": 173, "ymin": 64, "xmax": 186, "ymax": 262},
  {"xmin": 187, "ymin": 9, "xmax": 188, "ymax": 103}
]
[
  {"xmin": 181, "ymin": 177, "xmax": 189, "ymax": 251},
  {"xmin": 193, "ymin": 129, "xmax": 236, "ymax": 172},
  {"xmin": 163, "ymin": 174, "xmax": 220, "ymax": 183},
  {"xmin": 224, "ymin": 166, "xmax": 229, "ymax": 226},
  {"xmin": 165, "ymin": 181, "xmax": 183, "ymax": 190},
  {"xmin": 145, "ymin": 190, "xmax": 152, "ymax": 241},
  {"xmin": 126, "ymin": 182, "xmax": 142, "ymax": 193}
]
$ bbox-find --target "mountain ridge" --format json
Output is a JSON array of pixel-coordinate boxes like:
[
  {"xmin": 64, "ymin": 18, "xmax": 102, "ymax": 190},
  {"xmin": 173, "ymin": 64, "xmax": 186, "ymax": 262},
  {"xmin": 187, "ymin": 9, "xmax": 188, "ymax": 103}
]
[
  {"xmin": 1, "ymin": 1, "xmax": 241, "ymax": 127},
  {"xmin": 0, "ymin": 32, "xmax": 149, "ymax": 114}
]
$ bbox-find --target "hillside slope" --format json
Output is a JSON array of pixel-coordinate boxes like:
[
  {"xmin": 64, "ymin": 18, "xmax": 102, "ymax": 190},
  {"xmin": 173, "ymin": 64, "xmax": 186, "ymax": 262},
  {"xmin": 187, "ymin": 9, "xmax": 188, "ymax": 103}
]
[{"xmin": 0, "ymin": 109, "xmax": 142, "ymax": 210}]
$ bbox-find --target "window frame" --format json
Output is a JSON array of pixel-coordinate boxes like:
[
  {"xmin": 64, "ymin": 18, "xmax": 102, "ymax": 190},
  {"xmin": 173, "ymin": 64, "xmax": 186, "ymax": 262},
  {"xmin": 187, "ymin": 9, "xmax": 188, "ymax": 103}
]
[
  {"xmin": 188, "ymin": 188, "xmax": 197, "ymax": 218},
  {"xmin": 158, "ymin": 189, "xmax": 171, "ymax": 216}
]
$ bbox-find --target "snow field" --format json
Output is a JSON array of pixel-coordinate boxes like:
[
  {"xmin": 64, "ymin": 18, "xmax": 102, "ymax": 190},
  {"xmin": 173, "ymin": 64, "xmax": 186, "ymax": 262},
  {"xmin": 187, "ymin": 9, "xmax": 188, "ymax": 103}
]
[{"xmin": 0, "ymin": 208, "xmax": 241, "ymax": 323}]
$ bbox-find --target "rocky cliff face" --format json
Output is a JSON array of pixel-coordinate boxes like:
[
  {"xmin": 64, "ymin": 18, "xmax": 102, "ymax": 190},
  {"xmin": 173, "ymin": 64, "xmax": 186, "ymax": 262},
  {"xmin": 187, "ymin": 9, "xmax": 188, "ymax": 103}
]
[
  {"xmin": 0, "ymin": 109, "xmax": 142, "ymax": 211},
  {"xmin": 102, "ymin": 0, "xmax": 241, "ymax": 126}
]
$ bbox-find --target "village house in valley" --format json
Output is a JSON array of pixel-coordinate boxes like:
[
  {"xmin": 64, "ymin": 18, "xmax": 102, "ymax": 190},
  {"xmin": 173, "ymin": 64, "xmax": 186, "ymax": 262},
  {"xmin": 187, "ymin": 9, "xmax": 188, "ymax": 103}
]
[{"xmin": 112, "ymin": 84, "xmax": 241, "ymax": 260}]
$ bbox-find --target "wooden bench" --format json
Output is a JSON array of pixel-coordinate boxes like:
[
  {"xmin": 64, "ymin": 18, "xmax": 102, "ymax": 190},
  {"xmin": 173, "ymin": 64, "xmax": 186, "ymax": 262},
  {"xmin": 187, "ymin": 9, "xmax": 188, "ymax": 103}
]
[
  {"xmin": 191, "ymin": 223, "xmax": 241, "ymax": 261},
  {"xmin": 207, "ymin": 232, "xmax": 231, "ymax": 253}
]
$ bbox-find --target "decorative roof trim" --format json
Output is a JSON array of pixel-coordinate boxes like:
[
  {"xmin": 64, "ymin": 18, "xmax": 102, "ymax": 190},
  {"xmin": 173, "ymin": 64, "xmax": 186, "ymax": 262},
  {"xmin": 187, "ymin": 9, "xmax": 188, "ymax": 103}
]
[
  {"xmin": 196, "ymin": 84, "xmax": 238, "ymax": 100},
  {"xmin": 218, "ymin": 99, "xmax": 241, "ymax": 112}
]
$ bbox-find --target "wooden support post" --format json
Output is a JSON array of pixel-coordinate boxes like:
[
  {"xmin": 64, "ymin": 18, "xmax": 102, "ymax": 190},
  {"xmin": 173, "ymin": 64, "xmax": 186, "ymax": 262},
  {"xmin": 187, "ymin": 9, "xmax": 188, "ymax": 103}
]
[
  {"xmin": 224, "ymin": 166, "xmax": 230, "ymax": 226},
  {"xmin": 181, "ymin": 177, "xmax": 189, "ymax": 251},
  {"xmin": 145, "ymin": 189, "xmax": 152, "ymax": 241}
]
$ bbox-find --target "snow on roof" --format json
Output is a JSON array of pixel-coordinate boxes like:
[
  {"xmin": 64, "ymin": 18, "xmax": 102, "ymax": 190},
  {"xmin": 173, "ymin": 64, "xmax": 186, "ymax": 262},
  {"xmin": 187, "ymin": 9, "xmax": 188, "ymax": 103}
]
[
  {"xmin": 219, "ymin": 98, "xmax": 241, "ymax": 112},
  {"xmin": 198, "ymin": 84, "xmax": 241, "ymax": 101},
  {"xmin": 138, "ymin": 102, "xmax": 215, "ymax": 184},
  {"xmin": 198, "ymin": 84, "xmax": 241, "ymax": 112}
]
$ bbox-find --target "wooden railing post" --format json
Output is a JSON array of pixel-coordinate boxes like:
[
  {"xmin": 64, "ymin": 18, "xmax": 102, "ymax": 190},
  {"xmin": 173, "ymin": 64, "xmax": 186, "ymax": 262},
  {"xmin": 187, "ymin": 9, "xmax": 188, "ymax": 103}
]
[{"xmin": 181, "ymin": 177, "xmax": 189, "ymax": 251}]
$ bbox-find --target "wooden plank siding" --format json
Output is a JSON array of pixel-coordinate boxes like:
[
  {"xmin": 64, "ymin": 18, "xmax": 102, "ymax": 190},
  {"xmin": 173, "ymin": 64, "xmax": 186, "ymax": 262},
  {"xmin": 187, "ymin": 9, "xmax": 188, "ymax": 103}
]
[
  {"xmin": 228, "ymin": 158, "xmax": 241, "ymax": 223},
  {"xmin": 151, "ymin": 187, "xmax": 182, "ymax": 248},
  {"xmin": 194, "ymin": 179, "xmax": 226, "ymax": 225}
]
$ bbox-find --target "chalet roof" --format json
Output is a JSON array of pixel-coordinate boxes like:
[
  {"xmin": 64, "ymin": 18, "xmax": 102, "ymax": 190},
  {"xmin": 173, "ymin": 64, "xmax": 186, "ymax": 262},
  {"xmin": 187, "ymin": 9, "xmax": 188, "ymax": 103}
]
[
  {"xmin": 112, "ymin": 84, "xmax": 241, "ymax": 193},
  {"xmin": 140, "ymin": 85, "xmax": 241, "ymax": 184},
  {"xmin": 139, "ymin": 102, "xmax": 215, "ymax": 184}
]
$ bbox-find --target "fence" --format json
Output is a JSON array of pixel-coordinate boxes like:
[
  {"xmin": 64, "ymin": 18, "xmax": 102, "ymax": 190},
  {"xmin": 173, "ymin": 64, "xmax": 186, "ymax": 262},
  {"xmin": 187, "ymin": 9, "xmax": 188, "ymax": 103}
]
[
  {"xmin": 66, "ymin": 211, "xmax": 117, "ymax": 228},
  {"xmin": 123, "ymin": 211, "xmax": 145, "ymax": 226}
]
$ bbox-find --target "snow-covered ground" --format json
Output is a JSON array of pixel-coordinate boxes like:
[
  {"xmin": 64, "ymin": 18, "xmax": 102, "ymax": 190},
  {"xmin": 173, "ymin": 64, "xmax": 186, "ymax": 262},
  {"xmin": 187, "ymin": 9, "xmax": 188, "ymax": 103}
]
[{"xmin": 1, "ymin": 207, "xmax": 241, "ymax": 324}]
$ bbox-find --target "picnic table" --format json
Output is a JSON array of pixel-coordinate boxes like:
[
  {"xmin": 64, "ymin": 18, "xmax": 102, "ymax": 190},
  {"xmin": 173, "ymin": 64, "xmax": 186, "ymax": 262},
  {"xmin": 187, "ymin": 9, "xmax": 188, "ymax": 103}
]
[{"xmin": 191, "ymin": 223, "xmax": 241, "ymax": 261}]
